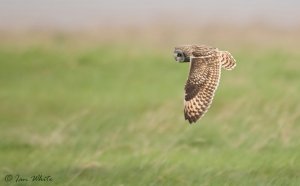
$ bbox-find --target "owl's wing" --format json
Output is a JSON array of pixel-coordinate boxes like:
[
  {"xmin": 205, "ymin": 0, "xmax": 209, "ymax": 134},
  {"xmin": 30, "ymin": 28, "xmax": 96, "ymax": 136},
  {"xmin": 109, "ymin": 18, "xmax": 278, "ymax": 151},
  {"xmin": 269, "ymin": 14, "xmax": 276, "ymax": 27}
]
[
  {"xmin": 219, "ymin": 51, "xmax": 236, "ymax": 70},
  {"xmin": 184, "ymin": 56, "xmax": 221, "ymax": 123}
]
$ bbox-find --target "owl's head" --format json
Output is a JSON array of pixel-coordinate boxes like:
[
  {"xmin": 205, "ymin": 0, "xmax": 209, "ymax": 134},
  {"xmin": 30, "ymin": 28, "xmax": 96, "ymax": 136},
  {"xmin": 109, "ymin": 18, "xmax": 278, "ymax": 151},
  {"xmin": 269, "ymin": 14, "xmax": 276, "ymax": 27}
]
[
  {"xmin": 174, "ymin": 45, "xmax": 218, "ymax": 63},
  {"xmin": 173, "ymin": 49, "xmax": 190, "ymax": 62},
  {"xmin": 173, "ymin": 45, "xmax": 193, "ymax": 63}
]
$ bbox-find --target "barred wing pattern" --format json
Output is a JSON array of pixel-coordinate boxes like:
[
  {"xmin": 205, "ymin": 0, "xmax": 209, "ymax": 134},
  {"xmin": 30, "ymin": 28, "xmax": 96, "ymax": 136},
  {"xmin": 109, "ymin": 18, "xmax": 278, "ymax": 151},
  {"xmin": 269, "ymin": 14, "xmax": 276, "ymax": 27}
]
[
  {"xmin": 219, "ymin": 51, "xmax": 236, "ymax": 70},
  {"xmin": 184, "ymin": 56, "xmax": 221, "ymax": 123}
]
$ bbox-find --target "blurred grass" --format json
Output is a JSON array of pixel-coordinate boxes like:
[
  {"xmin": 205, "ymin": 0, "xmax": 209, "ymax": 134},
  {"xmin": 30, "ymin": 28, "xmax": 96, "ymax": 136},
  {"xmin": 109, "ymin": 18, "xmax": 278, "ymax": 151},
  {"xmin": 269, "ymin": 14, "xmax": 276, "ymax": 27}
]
[{"xmin": 0, "ymin": 33, "xmax": 300, "ymax": 186}]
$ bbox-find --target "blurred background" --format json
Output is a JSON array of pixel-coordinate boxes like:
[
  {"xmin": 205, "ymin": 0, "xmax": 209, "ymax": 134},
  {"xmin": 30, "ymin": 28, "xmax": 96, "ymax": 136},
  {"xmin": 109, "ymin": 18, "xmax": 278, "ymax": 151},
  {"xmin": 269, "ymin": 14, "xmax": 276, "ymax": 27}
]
[
  {"xmin": 1, "ymin": 0, "xmax": 300, "ymax": 28},
  {"xmin": 1, "ymin": 1, "xmax": 300, "ymax": 185}
]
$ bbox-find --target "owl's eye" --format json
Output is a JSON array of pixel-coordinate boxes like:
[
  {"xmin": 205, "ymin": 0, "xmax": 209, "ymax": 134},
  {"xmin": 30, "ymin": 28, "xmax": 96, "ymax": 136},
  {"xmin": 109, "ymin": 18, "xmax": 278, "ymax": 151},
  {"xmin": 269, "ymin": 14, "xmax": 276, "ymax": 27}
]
[{"xmin": 177, "ymin": 53, "xmax": 182, "ymax": 57}]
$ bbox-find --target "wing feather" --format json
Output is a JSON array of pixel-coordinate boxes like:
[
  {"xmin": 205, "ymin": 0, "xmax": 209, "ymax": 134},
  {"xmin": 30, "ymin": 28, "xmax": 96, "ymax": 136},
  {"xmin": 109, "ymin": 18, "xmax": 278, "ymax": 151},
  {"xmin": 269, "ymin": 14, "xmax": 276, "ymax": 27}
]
[
  {"xmin": 219, "ymin": 51, "xmax": 236, "ymax": 70},
  {"xmin": 184, "ymin": 56, "xmax": 221, "ymax": 123}
]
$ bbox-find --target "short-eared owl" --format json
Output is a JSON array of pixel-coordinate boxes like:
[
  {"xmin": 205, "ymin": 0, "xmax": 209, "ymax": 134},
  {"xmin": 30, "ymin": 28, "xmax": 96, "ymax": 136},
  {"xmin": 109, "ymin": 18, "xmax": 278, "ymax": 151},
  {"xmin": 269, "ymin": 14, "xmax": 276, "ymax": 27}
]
[{"xmin": 174, "ymin": 45, "xmax": 236, "ymax": 124}]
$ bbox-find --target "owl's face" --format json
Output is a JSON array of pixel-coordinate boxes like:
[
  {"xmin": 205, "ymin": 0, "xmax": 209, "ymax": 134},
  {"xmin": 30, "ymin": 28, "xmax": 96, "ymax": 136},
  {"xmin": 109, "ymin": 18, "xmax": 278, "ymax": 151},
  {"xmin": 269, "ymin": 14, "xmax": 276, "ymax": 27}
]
[
  {"xmin": 174, "ymin": 45, "xmax": 218, "ymax": 63},
  {"xmin": 173, "ymin": 49, "xmax": 190, "ymax": 62},
  {"xmin": 173, "ymin": 45, "xmax": 195, "ymax": 63}
]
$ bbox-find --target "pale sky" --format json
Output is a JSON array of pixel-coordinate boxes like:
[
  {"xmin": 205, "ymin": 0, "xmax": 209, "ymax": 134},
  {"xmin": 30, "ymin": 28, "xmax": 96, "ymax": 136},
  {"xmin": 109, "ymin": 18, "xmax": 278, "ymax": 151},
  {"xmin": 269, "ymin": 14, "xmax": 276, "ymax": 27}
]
[{"xmin": 0, "ymin": 0, "xmax": 299, "ymax": 29}]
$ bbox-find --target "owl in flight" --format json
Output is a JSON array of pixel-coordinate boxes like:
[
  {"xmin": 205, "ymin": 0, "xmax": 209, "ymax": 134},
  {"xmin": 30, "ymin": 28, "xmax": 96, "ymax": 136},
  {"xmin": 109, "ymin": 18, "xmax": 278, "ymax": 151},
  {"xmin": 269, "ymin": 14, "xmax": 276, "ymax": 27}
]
[{"xmin": 173, "ymin": 45, "xmax": 236, "ymax": 124}]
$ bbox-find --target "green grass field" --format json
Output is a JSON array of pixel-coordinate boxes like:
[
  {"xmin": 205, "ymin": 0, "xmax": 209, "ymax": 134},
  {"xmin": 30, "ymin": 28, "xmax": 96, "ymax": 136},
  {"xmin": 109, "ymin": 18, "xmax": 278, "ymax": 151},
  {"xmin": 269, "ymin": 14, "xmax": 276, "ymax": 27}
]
[{"xmin": 1, "ymin": 34, "xmax": 300, "ymax": 185}]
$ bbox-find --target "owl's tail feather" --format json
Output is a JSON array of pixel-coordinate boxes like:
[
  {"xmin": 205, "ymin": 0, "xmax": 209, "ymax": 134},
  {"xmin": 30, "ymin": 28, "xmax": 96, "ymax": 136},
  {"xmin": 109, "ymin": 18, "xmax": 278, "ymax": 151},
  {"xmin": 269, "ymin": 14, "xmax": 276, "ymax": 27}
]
[{"xmin": 219, "ymin": 51, "xmax": 236, "ymax": 70}]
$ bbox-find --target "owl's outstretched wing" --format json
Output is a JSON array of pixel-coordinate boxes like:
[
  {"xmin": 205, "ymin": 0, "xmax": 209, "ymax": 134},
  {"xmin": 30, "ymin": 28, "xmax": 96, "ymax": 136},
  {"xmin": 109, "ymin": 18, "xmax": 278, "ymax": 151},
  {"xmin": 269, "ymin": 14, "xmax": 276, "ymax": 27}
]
[{"xmin": 184, "ymin": 56, "xmax": 221, "ymax": 123}]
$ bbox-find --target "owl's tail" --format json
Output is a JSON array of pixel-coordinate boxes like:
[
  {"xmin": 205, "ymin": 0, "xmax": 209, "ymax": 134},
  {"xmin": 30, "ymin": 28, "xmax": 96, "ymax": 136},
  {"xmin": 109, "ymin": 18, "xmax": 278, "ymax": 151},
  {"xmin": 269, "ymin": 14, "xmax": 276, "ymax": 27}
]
[{"xmin": 219, "ymin": 51, "xmax": 236, "ymax": 70}]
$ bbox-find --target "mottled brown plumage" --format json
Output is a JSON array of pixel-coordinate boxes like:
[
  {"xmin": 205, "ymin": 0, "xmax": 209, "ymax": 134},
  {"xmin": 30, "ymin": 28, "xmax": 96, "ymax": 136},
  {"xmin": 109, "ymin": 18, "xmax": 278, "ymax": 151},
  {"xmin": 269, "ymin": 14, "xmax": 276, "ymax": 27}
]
[{"xmin": 173, "ymin": 45, "xmax": 236, "ymax": 124}]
